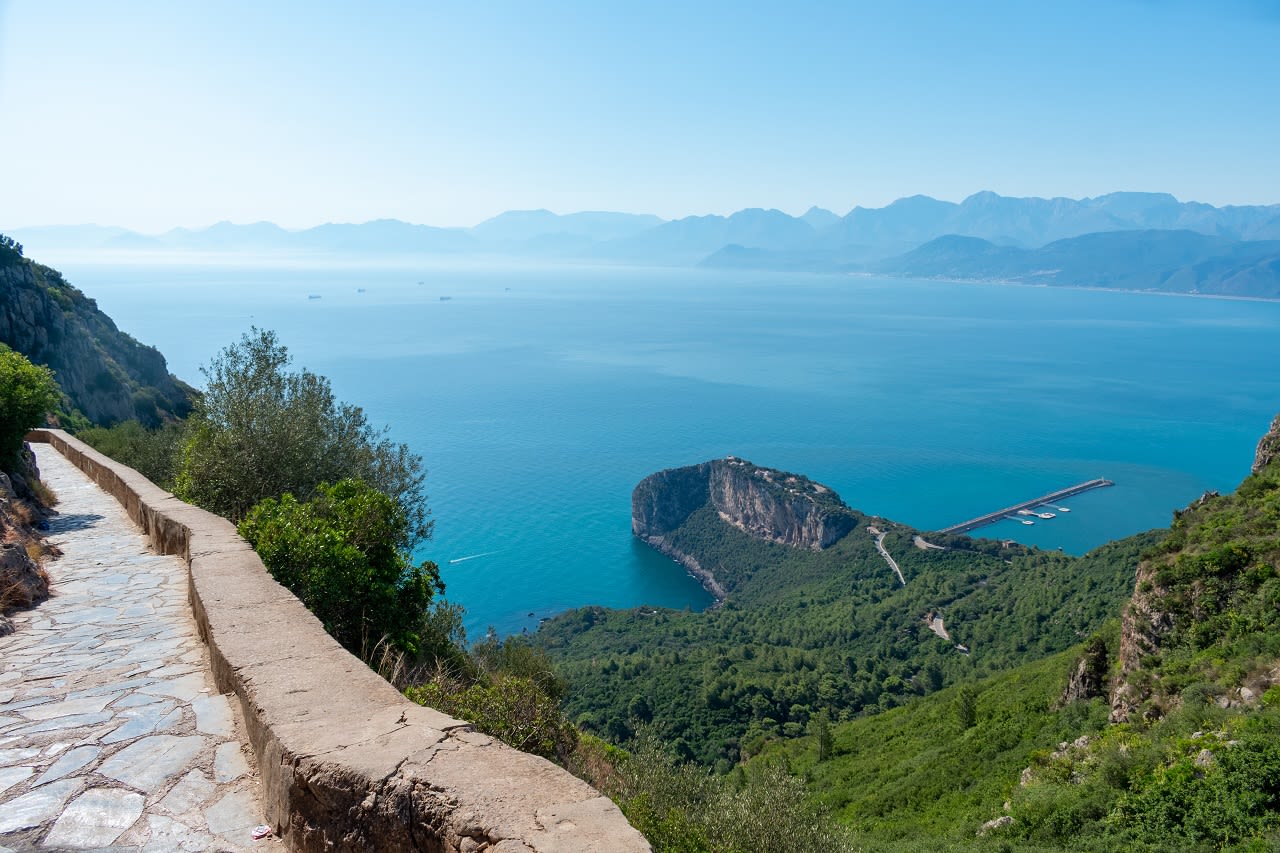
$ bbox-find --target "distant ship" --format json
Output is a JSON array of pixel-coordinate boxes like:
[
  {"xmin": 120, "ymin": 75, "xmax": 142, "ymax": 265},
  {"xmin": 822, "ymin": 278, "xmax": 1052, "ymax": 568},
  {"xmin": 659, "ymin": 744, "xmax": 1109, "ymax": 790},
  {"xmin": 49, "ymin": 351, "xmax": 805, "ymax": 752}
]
[
  {"xmin": 307, "ymin": 294, "xmax": 321, "ymax": 300},
  {"xmin": 439, "ymin": 296, "xmax": 452, "ymax": 301}
]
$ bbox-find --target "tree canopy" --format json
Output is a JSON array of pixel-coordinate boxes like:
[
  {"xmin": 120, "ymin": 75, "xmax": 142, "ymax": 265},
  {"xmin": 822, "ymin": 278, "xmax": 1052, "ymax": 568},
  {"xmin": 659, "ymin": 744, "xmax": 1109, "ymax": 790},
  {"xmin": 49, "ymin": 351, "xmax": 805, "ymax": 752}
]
[
  {"xmin": 0, "ymin": 345, "xmax": 60, "ymax": 466},
  {"xmin": 174, "ymin": 327, "xmax": 430, "ymax": 546}
]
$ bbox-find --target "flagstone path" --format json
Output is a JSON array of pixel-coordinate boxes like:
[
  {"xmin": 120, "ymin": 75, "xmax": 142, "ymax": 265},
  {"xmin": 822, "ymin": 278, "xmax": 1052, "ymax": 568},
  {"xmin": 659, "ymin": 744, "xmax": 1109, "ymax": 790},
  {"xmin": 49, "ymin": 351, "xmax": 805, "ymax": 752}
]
[{"xmin": 0, "ymin": 446, "xmax": 269, "ymax": 851}]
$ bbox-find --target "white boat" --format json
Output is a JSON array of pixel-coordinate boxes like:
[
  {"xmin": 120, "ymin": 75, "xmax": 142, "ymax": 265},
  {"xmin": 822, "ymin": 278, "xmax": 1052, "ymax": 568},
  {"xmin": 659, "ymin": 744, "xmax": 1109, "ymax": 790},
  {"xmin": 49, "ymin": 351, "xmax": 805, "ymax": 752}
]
[
  {"xmin": 1017, "ymin": 509, "xmax": 1036, "ymax": 516},
  {"xmin": 1037, "ymin": 512, "xmax": 1056, "ymax": 519},
  {"xmin": 1020, "ymin": 519, "xmax": 1034, "ymax": 525},
  {"xmin": 1057, "ymin": 506, "xmax": 1071, "ymax": 512}
]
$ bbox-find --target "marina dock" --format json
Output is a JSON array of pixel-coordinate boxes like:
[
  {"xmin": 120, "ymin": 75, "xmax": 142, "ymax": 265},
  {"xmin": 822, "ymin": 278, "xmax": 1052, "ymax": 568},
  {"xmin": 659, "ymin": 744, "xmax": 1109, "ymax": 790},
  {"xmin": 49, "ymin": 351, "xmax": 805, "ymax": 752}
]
[{"xmin": 937, "ymin": 478, "xmax": 1114, "ymax": 535}]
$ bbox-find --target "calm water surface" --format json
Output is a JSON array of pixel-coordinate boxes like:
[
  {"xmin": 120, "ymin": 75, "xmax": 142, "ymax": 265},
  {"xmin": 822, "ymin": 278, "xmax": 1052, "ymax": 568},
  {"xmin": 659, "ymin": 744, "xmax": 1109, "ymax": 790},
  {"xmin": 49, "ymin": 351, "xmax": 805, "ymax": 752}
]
[{"xmin": 53, "ymin": 257, "xmax": 1280, "ymax": 637}]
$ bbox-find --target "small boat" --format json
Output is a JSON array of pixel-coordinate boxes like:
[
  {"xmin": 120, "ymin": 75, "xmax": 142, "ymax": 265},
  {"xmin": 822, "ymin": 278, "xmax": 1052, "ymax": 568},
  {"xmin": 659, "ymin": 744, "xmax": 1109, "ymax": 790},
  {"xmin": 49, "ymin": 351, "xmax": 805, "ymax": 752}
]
[
  {"xmin": 1056, "ymin": 506, "xmax": 1071, "ymax": 512},
  {"xmin": 356, "ymin": 288, "xmax": 366, "ymax": 293},
  {"xmin": 1036, "ymin": 512, "xmax": 1056, "ymax": 519},
  {"xmin": 1020, "ymin": 519, "xmax": 1034, "ymax": 525},
  {"xmin": 307, "ymin": 294, "xmax": 321, "ymax": 300},
  {"xmin": 439, "ymin": 296, "xmax": 452, "ymax": 301}
]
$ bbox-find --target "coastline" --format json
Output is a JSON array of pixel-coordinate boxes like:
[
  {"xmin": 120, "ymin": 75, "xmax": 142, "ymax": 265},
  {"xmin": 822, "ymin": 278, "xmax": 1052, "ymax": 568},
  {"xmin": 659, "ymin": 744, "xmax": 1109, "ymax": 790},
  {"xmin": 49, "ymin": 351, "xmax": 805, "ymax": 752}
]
[
  {"xmin": 640, "ymin": 533, "xmax": 727, "ymax": 605},
  {"xmin": 845, "ymin": 271, "xmax": 1280, "ymax": 304}
]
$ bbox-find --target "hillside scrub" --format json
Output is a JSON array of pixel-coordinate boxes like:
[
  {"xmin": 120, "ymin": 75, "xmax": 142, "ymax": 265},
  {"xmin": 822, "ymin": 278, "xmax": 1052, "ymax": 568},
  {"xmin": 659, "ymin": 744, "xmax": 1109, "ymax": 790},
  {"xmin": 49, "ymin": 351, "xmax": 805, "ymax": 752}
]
[{"xmin": 78, "ymin": 419, "xmax": 188, "ymax": 490}]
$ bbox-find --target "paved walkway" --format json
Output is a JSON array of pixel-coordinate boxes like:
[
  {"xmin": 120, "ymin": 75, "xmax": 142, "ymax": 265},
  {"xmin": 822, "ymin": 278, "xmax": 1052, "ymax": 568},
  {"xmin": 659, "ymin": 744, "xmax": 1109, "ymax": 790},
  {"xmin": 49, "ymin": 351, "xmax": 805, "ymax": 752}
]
[{"xmin": 0, "ymin": 447, "xmax": 269, "ymax": 851}]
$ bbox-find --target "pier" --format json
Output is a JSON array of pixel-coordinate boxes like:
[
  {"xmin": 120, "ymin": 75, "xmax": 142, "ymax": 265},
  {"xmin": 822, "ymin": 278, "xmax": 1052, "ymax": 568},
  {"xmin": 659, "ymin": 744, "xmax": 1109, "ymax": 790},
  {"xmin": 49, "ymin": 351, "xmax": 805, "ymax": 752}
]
[{"xmin": 937, "ymin": 478, "xmax": 1114, "ymax": 535}]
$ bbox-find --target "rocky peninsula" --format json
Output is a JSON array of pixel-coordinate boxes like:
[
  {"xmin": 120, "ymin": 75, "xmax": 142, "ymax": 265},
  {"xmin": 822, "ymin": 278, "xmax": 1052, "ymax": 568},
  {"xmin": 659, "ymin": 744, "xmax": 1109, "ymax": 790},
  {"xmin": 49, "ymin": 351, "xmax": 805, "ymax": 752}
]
[{"xmin": 631, "ymin": 456, "xmax": 860, "ymax": 599}]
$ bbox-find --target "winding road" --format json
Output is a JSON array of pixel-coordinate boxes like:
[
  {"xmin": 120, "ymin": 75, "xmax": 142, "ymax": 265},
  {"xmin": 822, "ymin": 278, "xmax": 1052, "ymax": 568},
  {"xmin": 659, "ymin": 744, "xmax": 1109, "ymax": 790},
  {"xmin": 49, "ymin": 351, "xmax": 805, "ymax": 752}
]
[{"xmin": 867, "ymin": 526, "xmax": 906, "ymax": 586}]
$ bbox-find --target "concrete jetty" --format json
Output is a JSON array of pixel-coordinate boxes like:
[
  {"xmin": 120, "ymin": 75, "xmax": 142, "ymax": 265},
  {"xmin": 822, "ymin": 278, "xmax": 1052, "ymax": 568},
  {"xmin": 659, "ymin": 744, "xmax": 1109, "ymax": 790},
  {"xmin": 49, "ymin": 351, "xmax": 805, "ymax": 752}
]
[{"xmin": 937, "ymin": 478, "xmax": 1114, "ymax": 535}]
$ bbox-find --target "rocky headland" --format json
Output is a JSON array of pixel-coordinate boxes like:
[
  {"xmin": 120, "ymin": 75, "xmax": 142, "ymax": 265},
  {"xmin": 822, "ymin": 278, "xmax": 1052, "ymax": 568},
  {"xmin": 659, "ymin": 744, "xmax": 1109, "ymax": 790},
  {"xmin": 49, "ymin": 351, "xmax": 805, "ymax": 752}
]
[{"xmin": 632, "ymin": 456, "xmax": 860, "ymax": 599}]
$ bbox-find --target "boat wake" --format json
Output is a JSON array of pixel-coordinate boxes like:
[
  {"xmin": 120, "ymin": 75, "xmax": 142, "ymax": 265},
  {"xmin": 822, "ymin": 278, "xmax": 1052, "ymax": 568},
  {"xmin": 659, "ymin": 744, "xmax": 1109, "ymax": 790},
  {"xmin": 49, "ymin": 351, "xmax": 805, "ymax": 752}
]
[{"xmin": 448, "ymin": 550, "xmax": 502, "ymax": 565}]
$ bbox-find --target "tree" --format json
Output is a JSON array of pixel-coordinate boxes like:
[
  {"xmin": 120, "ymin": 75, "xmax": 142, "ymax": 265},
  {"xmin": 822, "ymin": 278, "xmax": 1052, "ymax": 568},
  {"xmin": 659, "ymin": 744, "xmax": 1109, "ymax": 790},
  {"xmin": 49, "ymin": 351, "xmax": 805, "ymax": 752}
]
[
  {"xmin": 954, "ymin": 684, "xmax": 978, "ymax": 731},
  {"xmin": 0, "ymin": 346, "xmax": 60, "ymax": 466},
  {"xmin": 810, "ymin": 709, "xmax": 835, "ymax": 761},
  {"xmin": 174, "ymin": 327, "xmax": 430, "ymax": 545},
  {"xmin": 238, "ymin": 478, "xmax": 442, "ymax": 658}
]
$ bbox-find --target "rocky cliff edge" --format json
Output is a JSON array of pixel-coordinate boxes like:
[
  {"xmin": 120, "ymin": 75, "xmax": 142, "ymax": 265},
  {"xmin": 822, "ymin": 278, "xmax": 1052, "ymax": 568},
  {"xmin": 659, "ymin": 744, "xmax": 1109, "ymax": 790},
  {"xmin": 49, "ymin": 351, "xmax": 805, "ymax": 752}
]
[{"xmin": 632, "ymin": 457, "xmax": 859, "ymax": 598}]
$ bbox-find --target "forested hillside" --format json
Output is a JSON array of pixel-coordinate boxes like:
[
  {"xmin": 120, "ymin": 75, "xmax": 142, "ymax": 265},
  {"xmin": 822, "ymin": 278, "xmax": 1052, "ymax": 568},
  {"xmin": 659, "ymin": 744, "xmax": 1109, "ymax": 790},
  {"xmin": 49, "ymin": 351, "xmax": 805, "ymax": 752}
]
[{"xmin": 538, "ymin": 486, "xmax": 1156, "ymax": 768}]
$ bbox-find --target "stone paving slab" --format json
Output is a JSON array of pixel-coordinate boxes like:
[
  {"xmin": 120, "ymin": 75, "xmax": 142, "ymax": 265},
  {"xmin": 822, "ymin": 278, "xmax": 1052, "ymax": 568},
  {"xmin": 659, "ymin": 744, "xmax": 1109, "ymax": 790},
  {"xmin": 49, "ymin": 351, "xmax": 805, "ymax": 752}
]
[{"xmin": 0, "ymin": 447, "xmax": 272, "ymax": 851}]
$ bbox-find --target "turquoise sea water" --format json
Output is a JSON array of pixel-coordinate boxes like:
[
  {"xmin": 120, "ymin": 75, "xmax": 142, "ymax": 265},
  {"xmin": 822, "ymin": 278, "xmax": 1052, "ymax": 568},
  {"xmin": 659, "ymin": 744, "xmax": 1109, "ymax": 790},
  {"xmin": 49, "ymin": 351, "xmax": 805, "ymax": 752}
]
[{"xmin": 53, "ymin": 258, "xmax": 1280, "ymax": 638}]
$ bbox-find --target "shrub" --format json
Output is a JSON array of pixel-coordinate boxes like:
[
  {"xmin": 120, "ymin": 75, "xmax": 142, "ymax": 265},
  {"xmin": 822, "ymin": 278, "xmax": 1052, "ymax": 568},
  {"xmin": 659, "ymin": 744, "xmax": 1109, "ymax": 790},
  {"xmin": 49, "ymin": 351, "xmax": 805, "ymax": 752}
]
[
  {"xmin": 406, "ymin": 674, "xmax": 577, "ymax": 761},
  {"xmin": 78, "ymin": 419, "xmax": 188, "ymax": 489},
  {"xmin": 176, "ymin": 328, "xmax": 429, "ymax": 544},
  {"xmin": 0, "ymin": 346, "xmax": 60, "ymax": 467},
  {"xmin": 238, "ymin": 478, "xmax": 441, "ymax": 659}
]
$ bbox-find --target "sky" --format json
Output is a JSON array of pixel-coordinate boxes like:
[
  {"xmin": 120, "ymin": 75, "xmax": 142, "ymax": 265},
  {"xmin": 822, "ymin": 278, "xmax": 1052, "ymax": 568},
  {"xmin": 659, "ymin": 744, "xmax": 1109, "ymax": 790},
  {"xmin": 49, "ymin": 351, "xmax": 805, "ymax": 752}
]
[{"xmin": 1, "ymin": 1, "xmax": 1278, "ymax": 232}]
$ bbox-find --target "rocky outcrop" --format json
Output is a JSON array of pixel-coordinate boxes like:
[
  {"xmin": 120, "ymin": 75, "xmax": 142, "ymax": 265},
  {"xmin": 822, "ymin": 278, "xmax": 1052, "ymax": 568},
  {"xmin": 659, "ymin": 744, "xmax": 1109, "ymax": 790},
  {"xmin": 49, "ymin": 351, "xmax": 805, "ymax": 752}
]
[
  {"xmin": 1111, "ymin": 411, "xmax": 1280, "ymax": 723},
  {"xmin": 0, "ymin": 543, "xmax": 48, "ymax": 636},
  {"xmin": 1254, "ymin": 414, "xmax": 1280, "ymax": 474},
  {"xmin": 1060, "ymin": 635, "xmax": 1108, "ymax": 705},
  {"xmin": 1109, "ymin": 557, "xmax": 1175, "ymax": 723},
  {"xmin": 633, "ymin": 457, "xmax": 858, "ymax": 551},
  {"xmin": 0, "ymin": 250, "xmax": 196, "ymax": 427},
  {"xmin": 633, "ymin": 457, "xmax": 859, "ymax": 598}
]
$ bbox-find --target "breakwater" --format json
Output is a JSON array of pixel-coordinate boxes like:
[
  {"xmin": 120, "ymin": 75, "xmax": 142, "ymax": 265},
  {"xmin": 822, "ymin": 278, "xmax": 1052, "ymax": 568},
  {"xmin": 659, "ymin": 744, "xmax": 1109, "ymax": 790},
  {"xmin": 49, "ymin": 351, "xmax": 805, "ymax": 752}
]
[{"xmin": 938, "ymin": 478, "xmax": 1115, "ymax": 535}]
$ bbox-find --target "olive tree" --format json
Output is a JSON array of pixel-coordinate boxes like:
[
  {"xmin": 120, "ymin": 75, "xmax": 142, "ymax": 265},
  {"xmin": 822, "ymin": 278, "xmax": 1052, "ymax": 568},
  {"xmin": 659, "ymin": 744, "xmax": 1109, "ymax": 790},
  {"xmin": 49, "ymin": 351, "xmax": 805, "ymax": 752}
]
[{"xmin": 175, "ymin": 328, "xmax": 430, "ymax": 545}]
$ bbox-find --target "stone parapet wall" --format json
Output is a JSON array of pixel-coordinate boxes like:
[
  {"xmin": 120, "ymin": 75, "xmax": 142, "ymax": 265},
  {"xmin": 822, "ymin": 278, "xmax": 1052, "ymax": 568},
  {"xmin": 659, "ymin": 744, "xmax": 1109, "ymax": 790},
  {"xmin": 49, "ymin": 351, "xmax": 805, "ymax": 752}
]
[{"xmin": 28, "ymin": 430, "xmax": 649, "ymax": 853}]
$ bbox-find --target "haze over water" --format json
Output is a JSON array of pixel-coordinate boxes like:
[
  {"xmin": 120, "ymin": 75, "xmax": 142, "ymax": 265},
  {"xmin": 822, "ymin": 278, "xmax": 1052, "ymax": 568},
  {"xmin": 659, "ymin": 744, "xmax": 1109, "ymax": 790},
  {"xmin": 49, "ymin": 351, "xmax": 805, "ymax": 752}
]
[{"xmin": 57, "ymin": 259, "xmax": 1280, "ymax": 638}]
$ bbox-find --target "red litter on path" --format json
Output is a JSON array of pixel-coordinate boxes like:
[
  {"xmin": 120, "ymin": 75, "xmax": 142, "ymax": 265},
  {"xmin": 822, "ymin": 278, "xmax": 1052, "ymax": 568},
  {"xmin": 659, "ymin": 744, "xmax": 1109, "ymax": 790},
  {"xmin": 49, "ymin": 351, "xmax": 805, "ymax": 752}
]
[{"xmin": 252, "ymin": 825, "xmax": 273, "ymax": 840}]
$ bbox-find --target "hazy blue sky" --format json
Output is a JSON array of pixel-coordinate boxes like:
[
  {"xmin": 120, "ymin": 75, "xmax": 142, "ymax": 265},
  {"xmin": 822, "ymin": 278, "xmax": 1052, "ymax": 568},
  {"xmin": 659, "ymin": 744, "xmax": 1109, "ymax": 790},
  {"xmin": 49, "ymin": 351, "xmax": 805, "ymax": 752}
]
[{"xmin": 2, "ymin": 1, "xmax": 1277, "ymax": 231}]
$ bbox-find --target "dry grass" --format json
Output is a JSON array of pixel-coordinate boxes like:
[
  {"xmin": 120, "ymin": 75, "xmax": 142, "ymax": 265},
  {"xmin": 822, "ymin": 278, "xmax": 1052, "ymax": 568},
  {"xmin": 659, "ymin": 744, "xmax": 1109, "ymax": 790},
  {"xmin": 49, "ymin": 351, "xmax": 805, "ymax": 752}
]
[
  {"xmin": 30, "ymin": 478, "xmax": 58, "ymax": 508},
  {"xmin": 9, "ymin": 500, "xmax": 35, "ymax": 526}
]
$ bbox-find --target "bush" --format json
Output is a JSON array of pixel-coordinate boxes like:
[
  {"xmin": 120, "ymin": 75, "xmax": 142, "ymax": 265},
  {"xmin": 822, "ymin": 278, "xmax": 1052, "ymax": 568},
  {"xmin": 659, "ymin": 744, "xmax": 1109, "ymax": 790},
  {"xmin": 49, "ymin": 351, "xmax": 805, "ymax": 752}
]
[
  {"xmin": 176, "ymin": 328, "xmax": 429, "ymax": 544},
  {"xmin": 78, "ymin": 419, "xmax": 188, "ymax": 489},
  {"xmin": 406, "ymin": 674, "xmax": 577, "ymax": 761},
  {"xmin": 238, "ymin": 478, "xmax": 442, "ymax": 659},
  {"xmin": 0, "ymin": 346, "xmax": 60, "ymax": 467},
  {"xmin": 606, "ymin": 731, "xmax": 861, "ymax": 853}
]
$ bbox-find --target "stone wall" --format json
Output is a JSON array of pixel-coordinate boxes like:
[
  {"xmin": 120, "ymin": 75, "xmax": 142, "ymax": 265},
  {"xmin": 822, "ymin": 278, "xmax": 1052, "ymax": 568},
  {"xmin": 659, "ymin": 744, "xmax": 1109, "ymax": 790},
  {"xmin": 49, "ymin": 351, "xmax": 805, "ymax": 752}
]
[{"xmin": 28, "ymin": 430, "xmax": 649, "ymax": 853}]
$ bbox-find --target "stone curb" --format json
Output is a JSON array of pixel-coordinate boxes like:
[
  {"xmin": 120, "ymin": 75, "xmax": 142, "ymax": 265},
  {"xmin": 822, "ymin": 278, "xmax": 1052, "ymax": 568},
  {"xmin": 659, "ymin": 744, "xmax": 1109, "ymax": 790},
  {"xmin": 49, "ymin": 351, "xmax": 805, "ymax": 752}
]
[{"xmin": 28, "ymin": 430, "xmax": 649, "ymax": 853}]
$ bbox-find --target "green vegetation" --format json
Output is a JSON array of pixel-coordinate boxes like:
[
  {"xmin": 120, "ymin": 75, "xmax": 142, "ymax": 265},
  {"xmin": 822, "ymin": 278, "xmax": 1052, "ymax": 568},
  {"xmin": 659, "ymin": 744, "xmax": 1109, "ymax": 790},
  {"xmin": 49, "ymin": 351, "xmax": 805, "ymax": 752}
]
[
  {"xmin": 601, "ymin": 730, "xmax": 861, "ymax": 853},
  {"xmin": 174, "ymin": 327, "xmax": 429, "ymax": 543},
  {"xmin": 729, "ymin": 434, "xmax": 1280, "ymax": 851},
  {"xmin": 0, "ymin": 345, "xmax": 60, "ymax": 465},
  {"xmin": 405, "ymin": 637, "xmax": 577, "ymax": 761},
  {"xmin": 78, "ymin": 420, "xmax": 188, "ymax": 489},
  {"xmin": 539, "ymin": 500, "xmax": 1154, "ymax": 767},
  {"xmin": 0, "ymin": 234, "xmax": 24, "ymax": 264},
  {"xmin": 239, "ymin": 478, "xmax": 443, "ymax": 660}
]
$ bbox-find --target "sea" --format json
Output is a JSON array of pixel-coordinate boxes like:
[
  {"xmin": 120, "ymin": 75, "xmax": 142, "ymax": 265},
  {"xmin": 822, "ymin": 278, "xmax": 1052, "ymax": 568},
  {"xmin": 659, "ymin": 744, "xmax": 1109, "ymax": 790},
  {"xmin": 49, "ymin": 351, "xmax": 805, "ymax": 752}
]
[{"xmin": 49, "ymin": 254, "xmax": 1280, "ymax": 639}]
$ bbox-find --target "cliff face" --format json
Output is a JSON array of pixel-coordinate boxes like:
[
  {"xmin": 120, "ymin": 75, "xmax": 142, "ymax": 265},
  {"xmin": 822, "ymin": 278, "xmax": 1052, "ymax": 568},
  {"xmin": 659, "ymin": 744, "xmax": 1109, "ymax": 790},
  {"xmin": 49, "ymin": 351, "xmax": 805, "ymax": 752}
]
[
  {"xmin": 1254, "ymin": 414, "xmax": 1280, "ymax": 474},
  {"xmin": 633, "ymin": 457, "xmax": 859, "ymax": 598},
  {"xmin": 0, "ymin": 250, "xmax": 196, "ymax": 427},
  {"xmin": 705, "ymin": 459, "xmax": 858, "ymax": 549}
]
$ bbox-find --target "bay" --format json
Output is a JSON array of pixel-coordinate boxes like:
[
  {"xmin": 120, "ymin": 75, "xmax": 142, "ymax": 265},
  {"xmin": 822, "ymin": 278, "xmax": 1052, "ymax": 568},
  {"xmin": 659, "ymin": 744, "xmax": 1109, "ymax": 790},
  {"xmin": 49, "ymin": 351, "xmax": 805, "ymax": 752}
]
[{"xmin": 52, "ymin": 257, "xmax": 1280, "ymax": 638}]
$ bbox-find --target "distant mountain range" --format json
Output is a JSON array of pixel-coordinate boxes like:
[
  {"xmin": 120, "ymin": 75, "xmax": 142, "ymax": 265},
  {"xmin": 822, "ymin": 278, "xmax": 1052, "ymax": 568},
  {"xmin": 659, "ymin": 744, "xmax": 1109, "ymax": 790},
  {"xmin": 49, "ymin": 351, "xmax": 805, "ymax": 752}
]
[{"xmin": 9, "ymin": 191, "xmax": 1280, "ymax": 297}]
